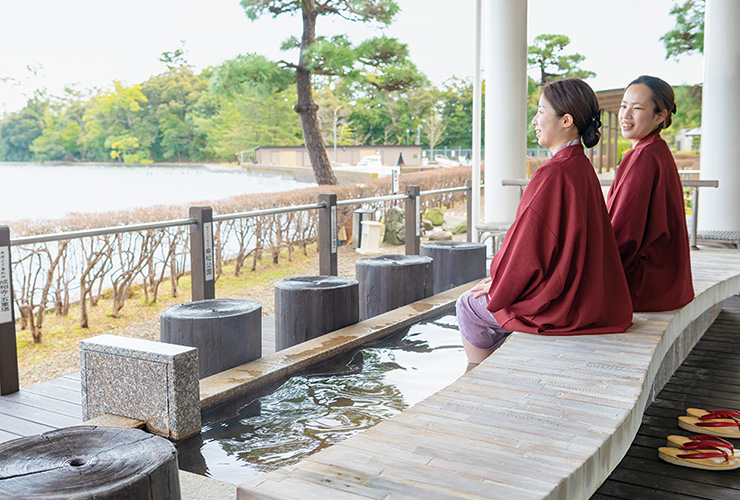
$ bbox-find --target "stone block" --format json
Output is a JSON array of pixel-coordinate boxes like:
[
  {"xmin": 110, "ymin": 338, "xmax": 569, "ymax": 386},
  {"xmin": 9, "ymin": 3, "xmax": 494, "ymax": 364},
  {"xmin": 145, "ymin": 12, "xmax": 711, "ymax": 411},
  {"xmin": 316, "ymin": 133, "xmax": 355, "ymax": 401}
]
[{"xmin": 80, "ymin": 334, "xmax": 200, "ymax": 441}]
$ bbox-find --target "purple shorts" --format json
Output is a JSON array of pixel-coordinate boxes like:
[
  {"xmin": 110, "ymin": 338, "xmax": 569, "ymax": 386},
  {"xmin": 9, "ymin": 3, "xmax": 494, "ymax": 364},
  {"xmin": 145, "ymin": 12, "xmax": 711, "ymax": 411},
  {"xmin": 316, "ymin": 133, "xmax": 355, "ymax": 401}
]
[{"xmin": 455, "ymin": 290, "xmax": 511, "ymax": 350}]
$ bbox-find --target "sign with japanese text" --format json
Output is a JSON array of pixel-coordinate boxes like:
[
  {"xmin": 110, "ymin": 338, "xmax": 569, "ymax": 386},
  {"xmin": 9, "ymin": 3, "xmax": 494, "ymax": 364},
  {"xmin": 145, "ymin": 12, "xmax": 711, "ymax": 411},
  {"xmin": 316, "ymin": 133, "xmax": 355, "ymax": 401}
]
[
  {"xmin": 331, "ymin": 206, "xmax": 338, "ymax": 253},
  {"xmin": 0, "ymin": 246, "xmax": 12, "ymax": 324},
  {"xmin": 203, "ymin": 222, "xmax": 214, "ymax": 281},
  {"xmin": 415, "ymin": 196, "xmax": 421, "ymax": 236}
]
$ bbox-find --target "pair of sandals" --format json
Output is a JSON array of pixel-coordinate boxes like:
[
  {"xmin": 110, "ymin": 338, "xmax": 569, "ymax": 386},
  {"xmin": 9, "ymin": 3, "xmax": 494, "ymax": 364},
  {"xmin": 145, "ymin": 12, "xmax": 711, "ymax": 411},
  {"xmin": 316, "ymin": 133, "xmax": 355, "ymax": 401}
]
[{"xmin": 658, "ymin": 408, "xmax": 740, "ymax": 470}]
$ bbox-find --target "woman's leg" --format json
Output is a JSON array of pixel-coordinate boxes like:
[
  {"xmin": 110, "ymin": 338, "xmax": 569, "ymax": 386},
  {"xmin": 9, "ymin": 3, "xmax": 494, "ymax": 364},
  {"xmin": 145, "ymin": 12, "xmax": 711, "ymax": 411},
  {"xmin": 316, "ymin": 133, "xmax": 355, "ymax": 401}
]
[{"xmin": 456, "ymin": 290, "xmax": 511, "ymax": 364}]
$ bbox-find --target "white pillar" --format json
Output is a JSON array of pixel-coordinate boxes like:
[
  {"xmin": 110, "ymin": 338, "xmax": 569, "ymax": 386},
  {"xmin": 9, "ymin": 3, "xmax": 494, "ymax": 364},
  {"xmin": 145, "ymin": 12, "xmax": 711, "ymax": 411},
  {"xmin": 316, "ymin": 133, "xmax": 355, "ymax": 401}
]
[
  {"xmin": 484, "ymin": 0, "xmax": 528, "ymax": 224},
  {"xmin": 471, "ymin": 0, "xmax": 483, "ymax": 240},
  {"xmin": 699, "ymin": 0, "xmax": 740, "ymax": 232}
]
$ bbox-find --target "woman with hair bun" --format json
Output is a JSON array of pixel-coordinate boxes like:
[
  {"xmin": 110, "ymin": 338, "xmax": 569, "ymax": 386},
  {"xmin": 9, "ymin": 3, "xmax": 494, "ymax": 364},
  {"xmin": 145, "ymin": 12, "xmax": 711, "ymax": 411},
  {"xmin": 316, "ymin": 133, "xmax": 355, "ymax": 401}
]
[
  {"xmin": 607, "ymin": 75, "xmax": 693, "ymax": 312},
  {"xmin": 456, "ymin": 78, "xmax": 632, "ymax": 365}
]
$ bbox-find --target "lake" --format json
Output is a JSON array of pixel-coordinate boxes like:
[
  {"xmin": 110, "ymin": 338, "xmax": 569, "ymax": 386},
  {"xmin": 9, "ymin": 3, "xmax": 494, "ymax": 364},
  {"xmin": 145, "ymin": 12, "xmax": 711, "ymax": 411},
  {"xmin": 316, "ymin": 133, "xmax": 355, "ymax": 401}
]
[{"xmin": 0, "ymin": 163, "xmax": 315, "ymax": 223}]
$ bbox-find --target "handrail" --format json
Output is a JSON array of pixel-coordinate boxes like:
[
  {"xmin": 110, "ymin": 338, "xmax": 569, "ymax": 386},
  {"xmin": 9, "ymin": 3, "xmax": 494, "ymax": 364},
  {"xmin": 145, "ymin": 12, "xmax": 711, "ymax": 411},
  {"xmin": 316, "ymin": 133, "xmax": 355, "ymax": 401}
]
[
  {"xmin": 420, "ymin": 186, "xmax": 469, "ymax": 196},
  {"xmin": 501, "ymin": 177, "xmax": 719, "ymax": 250},
  {"xmin": 336, "ymin": 194, "xmax": 408, "ymax": 206},
  {"xmin": 502, "ymin": 178, "xmax": 719, "ymax": 188},
  {"xmin": 212, "ymin": 202, "xmax": 325, "ymax": 222},
  {"xmin": 10, "ymin": 186, "xmax": 475, "ymax": 247},
  {"xmin": 10, "ymin": 217, "xmax": 197, "ymax": 246}
]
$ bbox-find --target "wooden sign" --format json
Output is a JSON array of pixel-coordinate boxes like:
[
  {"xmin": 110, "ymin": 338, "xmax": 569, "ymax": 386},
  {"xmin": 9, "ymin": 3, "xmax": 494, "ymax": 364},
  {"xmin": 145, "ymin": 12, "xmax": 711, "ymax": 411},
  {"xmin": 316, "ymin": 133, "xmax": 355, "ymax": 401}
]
[
  {"xmin": 331, "ymin": 205, "xmax": 337, "ymax": 254},
  {"xmin": 0, "ymin": 246, "xmax": 11, "ymax": 325},
  {"xmin": 203, "ymin": 221, "xmax": 214, "ymax": 281}
]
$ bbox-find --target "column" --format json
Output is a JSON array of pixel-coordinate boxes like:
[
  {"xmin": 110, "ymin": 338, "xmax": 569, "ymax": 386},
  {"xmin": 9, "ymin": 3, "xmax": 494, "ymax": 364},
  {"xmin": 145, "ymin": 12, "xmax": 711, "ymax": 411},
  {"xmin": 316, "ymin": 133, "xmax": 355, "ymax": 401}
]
[
  {"xmin": 484, "ymin": 0, "xmax": 528, "ymax": 224},
  {"xmin": 699, "ymin": 0, "xmax": 740, "ymax": 231}
]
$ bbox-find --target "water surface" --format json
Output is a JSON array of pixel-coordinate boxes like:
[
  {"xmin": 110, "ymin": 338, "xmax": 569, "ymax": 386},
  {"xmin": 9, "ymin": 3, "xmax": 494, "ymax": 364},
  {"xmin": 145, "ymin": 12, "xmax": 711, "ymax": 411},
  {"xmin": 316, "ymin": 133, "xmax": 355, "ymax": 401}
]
[
  {"xmin": 1, "ymin": 163, "xmax": 314, "ymax": 222},
  {"xmin": 178, "ymin": 314, "xmax": 465, "ymax": 485}
]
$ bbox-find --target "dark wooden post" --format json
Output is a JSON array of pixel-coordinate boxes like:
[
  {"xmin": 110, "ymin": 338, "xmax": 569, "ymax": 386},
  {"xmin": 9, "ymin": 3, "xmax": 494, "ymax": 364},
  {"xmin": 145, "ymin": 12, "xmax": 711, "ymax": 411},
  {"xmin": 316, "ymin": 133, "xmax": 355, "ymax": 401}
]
[
  {"xmin": 466, "ymin": 179, "xmax": 473, "ymax": 243},
  {"xmin": 318, "ymin": 194, "xmax": 338, "ymax": 276},
  {"xmin": 189, "ymin": 206, "xmax": 215, "ymax": 301},
  {"xmin": 0, "ymin": 226, "xmax": 18, "ymax": 395},
  {"xmin": 405, "ymin": 185, "xmax": 421, "ymax": 255}
]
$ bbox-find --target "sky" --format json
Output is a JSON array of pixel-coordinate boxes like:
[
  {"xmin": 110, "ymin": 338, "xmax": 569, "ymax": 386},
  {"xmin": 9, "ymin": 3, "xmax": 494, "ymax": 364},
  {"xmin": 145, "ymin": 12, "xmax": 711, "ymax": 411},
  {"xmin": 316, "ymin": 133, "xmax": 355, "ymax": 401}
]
[{"xmin": 0, "ymin": 0, "xmax": 703, "ymax": 115}]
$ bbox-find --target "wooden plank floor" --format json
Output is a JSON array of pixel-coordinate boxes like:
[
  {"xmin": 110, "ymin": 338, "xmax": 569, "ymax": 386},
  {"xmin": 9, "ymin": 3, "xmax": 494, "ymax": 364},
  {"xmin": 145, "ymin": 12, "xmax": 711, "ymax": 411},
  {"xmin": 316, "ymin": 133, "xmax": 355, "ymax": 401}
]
[
  {"xmin": 592, "ymin": 294, "xmax": 740, "ymax": 500},
  {"xmin": 0, "ymin": 316, "xmax": 279, "ymax": 446},
  {"xmin": 0, "ymin": 373, "xmax": 82, "ymax": 444}
]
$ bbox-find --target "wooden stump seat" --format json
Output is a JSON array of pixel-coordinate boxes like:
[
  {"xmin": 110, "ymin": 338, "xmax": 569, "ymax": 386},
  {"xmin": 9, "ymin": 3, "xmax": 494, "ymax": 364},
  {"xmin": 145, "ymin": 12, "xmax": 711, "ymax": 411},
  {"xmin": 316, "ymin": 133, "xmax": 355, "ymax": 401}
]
[
  {"xmin": 274, "ymin": 276, "xmax": 359, "ymax": 351},
  {"xmin": 420, "ymin": 241, "xmax": 487, "ymax": 294},
  {"xmin": 161, "ymin": 298, "xmax": 262, "ymax": 379},
  {"xmin": 0, "ymin": 426, "xmax": 179, "ymax": 499},
  {"xmin": 356, "ymin": 254, "xmax": 433, "ymax": 321}
]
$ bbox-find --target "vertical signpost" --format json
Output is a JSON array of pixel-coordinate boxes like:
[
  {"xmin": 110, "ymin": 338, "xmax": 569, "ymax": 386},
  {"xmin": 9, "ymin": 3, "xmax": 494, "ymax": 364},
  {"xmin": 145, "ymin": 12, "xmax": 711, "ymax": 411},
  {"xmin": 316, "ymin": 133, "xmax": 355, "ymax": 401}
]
[
  {"xmin": 319, "ymin": 194, "xmax": 338, "ymax": 276},
  {"xmin": 0, "ymin": 226, "xmax": 19, "ymax": 395},
  {"xmin": 189, "ymin": 206, "xmax": 215, "ymax": 301},
  {"xmin": 405, "ymin": 185, "xmax": 421, "ymax": 256}
]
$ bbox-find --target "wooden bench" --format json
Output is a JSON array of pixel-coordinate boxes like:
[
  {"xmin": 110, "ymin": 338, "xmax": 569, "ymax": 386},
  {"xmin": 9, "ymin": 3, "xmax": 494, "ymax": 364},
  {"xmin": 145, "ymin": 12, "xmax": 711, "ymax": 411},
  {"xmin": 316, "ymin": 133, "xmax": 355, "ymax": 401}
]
[{"xmin": 237, "ymin": 248, "xmax": 740, "ymax": 500}]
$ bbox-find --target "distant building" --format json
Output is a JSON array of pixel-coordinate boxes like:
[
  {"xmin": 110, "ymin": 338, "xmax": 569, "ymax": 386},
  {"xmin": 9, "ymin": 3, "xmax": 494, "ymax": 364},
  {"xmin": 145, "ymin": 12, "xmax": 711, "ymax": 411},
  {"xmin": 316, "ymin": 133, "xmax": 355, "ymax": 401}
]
[
  {"xmin": 675, "ymin": 127, "xmax": 702, "ymax": 152},
  {"xmin": 246, "ymin": 145, "xmax": 422, "ymax": 167}
]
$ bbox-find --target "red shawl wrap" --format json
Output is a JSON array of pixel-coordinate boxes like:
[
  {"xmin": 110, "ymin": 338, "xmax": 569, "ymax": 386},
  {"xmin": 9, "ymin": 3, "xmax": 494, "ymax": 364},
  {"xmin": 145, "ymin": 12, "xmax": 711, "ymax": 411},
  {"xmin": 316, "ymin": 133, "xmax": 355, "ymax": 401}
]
[
  {"xmin": 607, "ymin": 130, "xmax": 694, "ymax": 312},
  {"xmin": 487, "ymin": 144, "xmax": 633, "ymax": 335}
]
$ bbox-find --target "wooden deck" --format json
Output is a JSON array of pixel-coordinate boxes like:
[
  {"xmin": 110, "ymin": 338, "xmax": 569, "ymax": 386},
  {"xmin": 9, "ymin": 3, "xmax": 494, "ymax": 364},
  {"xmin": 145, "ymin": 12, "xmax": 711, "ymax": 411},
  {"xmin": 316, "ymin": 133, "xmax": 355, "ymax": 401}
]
[
  {"xmin": 592, "ymin": 293, "xmax": 740, "ymax": 499},
  {"xmin": 0, "ymin": 372, "xmax": 82, "ymax": 444}
]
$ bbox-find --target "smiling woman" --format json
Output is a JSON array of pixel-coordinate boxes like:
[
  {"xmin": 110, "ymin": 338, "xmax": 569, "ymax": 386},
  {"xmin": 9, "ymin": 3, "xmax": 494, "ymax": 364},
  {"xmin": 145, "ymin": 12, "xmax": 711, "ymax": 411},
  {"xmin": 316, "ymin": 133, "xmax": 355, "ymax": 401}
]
[{"xmin": 607, "ymin": 75, "xmax": 694, "ymax": 312}]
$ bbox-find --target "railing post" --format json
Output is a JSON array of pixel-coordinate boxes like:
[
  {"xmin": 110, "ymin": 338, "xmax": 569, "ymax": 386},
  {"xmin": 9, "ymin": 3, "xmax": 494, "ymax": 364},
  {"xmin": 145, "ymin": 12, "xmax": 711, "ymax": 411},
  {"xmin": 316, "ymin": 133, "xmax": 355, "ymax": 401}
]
[
  {"xmin": 0, "ymin": 226, "xmax": 19, "ymax": 395},
  {"xmin": 405, "ymin": 185, "xmax": 421, "ymax": 255},
  {"xmin": 691, "ymin": 187, "xmax": 699, "ymax": 250},
  {"xmin": 466, "ymin": 179, "xmax": 473, "ymax": 243},
  {"xmin": 189, "ymin": 206, "xmax": 215, "ymax": 301},
  {"xmin": 319, "ymin": 194, "xmax": 338, "ymax": 276}
]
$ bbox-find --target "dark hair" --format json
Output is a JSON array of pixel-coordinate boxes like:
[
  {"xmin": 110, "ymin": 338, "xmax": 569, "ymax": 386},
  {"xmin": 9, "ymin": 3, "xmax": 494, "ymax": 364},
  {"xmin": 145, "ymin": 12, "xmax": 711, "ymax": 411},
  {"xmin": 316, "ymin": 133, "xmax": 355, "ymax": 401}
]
[
  {"xmin": 627, "ymin": 75, "xmax": 676, "ymax": 130},
  {"xmin": 542, "ymin": 78, "xmax": 602, "ymax": 148}
]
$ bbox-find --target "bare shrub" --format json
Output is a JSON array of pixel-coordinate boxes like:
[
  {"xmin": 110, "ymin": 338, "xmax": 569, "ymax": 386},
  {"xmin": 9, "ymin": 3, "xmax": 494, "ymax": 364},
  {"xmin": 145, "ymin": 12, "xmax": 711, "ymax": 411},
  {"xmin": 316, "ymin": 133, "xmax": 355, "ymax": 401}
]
[{"xmin": 8, "ymin": 168, "xmax": 470, "ymax": 328}]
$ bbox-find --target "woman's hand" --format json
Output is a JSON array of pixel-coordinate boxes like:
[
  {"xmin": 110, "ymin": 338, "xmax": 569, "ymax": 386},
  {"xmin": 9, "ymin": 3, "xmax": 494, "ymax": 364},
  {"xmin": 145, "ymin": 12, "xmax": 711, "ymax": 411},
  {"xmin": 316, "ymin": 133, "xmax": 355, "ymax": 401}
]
[{"xmin": 470, "ymin": 277, "xmax": 492, "ymax": 299}]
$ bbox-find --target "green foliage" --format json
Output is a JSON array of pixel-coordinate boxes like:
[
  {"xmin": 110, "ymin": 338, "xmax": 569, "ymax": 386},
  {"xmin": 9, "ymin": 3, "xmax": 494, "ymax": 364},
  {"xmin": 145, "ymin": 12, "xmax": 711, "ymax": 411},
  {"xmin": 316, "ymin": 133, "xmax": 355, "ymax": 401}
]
[
  {"xmin": 210, "ymin": 53, "xmax": 294, "ymax": 96},
  {"xmin": 662, "ymin": 84, "xmax": 702, "ymax": 146},
  {"xmin": 661, "ymin": 0, "xmax": 705, "ymax": 60},
  {"xmin": 140, "ymin": 67, "xmax": 209, "ymax": 162},
  {"xmin": 240, "ymin": 0, "xmax": 398, "ymax": 24},
  {"xmin": 194, "ymin": 85, "xmax": 302, "ymax": 158},
  {"xmin": 528, "ymin": 34, "xmax": 596, "ymax": 86},
  {"xmin": 160, "ymin": 40, "xmax": 189, "ymax": 70},
  {"xmin": 526, "ymin": 77, "xmax": 541, "ymax": 147},
  {"xmin": 82, "ymin": 81, "xmax": 150, "ymax": 161},
  {"xmin": 0, "ymin": 95, "xmax": 46, "ymax": 161}
]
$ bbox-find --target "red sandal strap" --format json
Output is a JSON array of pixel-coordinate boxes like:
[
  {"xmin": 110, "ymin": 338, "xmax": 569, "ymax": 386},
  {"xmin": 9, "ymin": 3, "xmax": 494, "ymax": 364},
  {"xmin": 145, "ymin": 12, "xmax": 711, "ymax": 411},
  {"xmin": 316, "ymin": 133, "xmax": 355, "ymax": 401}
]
[
  {"xmin": 677, "ymin": 451, "xmax": 730, "ymax": 461},
  {"xmin": 700, "ymin": 410, "xmax": 740, "ymax": 419},
  {"xmin": 696, "ymin": 420, "xmax": 740, "ymax": 430},
  {"xmin": 680, "ymin": 442, "xmax": 729, "ymax": 454},
  {"xmin": 688, "ymin": 434, "xmax": 735, "ymax": 451}
]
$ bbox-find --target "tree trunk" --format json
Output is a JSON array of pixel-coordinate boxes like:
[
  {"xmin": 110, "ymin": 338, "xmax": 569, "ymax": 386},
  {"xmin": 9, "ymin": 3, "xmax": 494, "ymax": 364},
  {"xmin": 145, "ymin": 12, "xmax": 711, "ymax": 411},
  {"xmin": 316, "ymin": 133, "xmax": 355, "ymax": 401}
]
[
  {"xmin": 0, "ymin": 426, "xmax": 180, "ymax": 499},
  {"xmin": 297, "ymin": 1, "xmax": 337, "ymax": 186}
]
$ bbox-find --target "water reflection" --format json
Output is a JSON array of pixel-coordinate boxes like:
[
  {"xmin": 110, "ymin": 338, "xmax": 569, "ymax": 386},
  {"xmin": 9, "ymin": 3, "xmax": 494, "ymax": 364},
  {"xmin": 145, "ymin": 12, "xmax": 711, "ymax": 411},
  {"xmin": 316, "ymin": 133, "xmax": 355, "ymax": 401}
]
[{"xmin": 178, "ymin": 314, "xmax": 465, "ymax": 485}]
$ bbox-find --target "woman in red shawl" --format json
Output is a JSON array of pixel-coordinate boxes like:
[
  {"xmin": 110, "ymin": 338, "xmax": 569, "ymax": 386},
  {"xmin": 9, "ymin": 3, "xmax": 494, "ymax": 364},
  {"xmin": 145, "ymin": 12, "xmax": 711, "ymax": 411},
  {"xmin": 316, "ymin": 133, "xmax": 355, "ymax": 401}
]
[
  {"xmin": 456, "ymin": 79, "xmax": 632, "ymax": 365},
  {"xmin": 607, "ymin": 76, "xmax": 694, "ymax": 312}
]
